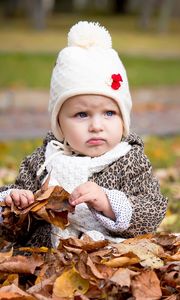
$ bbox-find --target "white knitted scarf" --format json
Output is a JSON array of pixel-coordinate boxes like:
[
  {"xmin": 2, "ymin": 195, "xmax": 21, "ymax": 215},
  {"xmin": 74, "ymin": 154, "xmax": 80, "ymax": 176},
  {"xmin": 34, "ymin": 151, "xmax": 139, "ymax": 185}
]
[{"xmin": 38, "ymin": 140, "xmax": 131, "ymax": 193}]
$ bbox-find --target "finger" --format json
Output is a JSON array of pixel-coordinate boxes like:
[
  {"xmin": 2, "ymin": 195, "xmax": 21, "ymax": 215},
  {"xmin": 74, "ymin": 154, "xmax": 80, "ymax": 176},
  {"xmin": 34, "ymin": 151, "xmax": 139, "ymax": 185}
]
[
  {"xmin": 10, "ymin": 190, "xmax": 20, "ymax": 206},
  {"xmin": 5, "ymin": 195, "xmax": 13, "ymax": 206},
  {"xmin": 74, "ymin": 182, "xmax": 97, "ymax": 196},
  {"xmin": 69, "ymin": 194, "xmax": 80, "ymax": 205},
  {"xmin": 23, "ymin": 190, "xmax": 34, "ymax": 204},
  {"xmin": 19, "ymin": 194, "xmax": 30, "ymax": 209},
  {"xmin": 71, "ymin": 193, "xmax": 95, "ymax": 206},
  {"xmin": 70, "ymin": 190, "xmax": 81, "ymax": 202}
]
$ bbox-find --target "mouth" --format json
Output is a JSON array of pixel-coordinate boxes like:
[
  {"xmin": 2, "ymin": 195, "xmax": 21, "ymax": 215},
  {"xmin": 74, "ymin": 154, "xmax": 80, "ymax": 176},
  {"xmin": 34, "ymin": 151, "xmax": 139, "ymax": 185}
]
[{"xmin": 86, "ymin": 138, "xmax": 106, "ymax": 146}]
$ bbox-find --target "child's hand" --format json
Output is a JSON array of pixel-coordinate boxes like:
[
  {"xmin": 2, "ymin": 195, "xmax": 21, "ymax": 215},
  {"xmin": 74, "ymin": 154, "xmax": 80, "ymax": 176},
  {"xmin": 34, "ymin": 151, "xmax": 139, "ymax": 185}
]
[
  {"xmin": 5, "ymin": 189, "xmax": 34, "ymax": 209},
  {"xmin": 69, "ymin": 182, "xmax": 115, "ymax": 220}
]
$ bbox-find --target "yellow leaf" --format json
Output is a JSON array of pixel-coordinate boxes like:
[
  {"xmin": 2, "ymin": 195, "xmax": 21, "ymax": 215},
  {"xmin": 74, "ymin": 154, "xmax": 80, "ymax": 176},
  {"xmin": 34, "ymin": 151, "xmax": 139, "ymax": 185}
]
[
  {"xmin": 53, "ymin": 267, "xmax": 89, "ymax": 298},
  {"xmin": 2, "ymin": 274, "xmax": 19, "ymax": 287},
  {"xmin": 18, "ymin": 246, "xmax": 51, "ymax": 253},
  {"xmin": 102, "ymin": 256, "xmax": 139, "ymax": 268}
]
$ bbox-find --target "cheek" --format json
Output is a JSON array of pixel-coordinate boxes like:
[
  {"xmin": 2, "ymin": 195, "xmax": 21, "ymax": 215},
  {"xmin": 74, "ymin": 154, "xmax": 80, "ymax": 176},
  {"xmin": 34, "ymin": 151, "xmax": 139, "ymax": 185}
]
[
  {"xmin": 113, "ymin": 119, "xmax": 123, "ymax": 139},
  {"xmin": 59, "ymin": 118, "xmax": 73, "ymax": 138},
  {"xmin": 63, "ymin": 124, "xmax": 83, "ymax": 143}
]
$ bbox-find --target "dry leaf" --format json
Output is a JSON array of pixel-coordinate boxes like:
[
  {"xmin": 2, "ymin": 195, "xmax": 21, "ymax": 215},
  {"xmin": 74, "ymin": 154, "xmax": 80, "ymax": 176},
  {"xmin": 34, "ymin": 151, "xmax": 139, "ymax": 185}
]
[
  {"xmin": 113, "ymin": 238, "xmax": 164, "ymax": 268},
  {"xmin": 0, "ymin": 228, "xmax": 179, "ymax": 298},
  {"xmin": 2, "ymin": 274, "xmax": 19, "ymax": 287},
  {"xmin": 152, "ymin": 232, "xmax": 178, "ymax": 248},
  {"xmin": 131, "ymin": 270, "xmax": 162, "ymax": 300},
  {"xmin": 161, "ymin": 263, "xmax": 180, "ymax": 288},
  {"xmin": 18, "ymin": 247, "xmax": 52, "ymax": 254},
  {"xmin": 165, "ymin": 295, "xmax": 179, "ymax": 300},
  {"xmin": 0, "ymin": 283, "xmax": 36, "ymax": 299},
  {"xmin": 102, "ymin": 255, "xmax": 139, "ymax": 268},
  {"xmin": 0, "ymin": 248, "xmax": 13, "ymax": 262},
  {"xmin": 53, "ymin": 267, "xmax": 89, "ymax": 298},
  {"xmin": 110, "ymin": 268, "xmax": 138, "ymax": 287},
  {"xmin": 60, "ymin": 235, "xmax": 108, "ymax": 252},
  {"xmin": 0, "ymin": 254, "xmax": 43, "ymax": 274},
  {"xmin": 87, "ymin": 256, "xmax": 105, "ymax": 279},
  {"xmin": 27, "ymin": 274, "xmax": 56, "ymax": 294},
  {"xmin": 166, "ymin": 249, "xmax": 180, "ymax": 261},
  {"xmin": 1, "ymin": 185, "xmax": 74, "ymax": 233}
]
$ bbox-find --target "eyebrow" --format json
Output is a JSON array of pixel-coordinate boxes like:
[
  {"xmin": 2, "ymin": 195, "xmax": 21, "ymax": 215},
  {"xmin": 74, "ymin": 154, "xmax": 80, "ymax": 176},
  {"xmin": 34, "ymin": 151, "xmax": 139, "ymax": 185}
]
[{"xmin": 73, "ymin": 102, "xmax": 118, "ymax": 109}]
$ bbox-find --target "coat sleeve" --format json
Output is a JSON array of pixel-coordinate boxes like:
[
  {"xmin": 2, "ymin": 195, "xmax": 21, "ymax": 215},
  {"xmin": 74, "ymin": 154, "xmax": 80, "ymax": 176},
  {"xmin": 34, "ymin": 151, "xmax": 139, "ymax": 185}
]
[{"xmin": 116, "ymin": 145, "xmax": 168, "ymax": 238}]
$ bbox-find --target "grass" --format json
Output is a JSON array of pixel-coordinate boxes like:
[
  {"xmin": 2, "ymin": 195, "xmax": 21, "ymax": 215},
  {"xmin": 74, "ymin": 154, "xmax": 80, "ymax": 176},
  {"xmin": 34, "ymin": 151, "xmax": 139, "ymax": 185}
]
[
  {"xmin": 0, "ymin": 52, "xmax": 180, "ymax": 89},
  {"xmin": 0, "ymin": 53, "xmax": 54, "ymax": 89}
]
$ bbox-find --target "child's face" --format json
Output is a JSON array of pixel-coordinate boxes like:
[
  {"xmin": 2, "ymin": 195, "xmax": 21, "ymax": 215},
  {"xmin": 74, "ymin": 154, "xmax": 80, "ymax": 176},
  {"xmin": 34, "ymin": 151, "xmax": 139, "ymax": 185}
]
[{"xmin": 58, "ymin": 95, "xmax": 123, "ymax": 157}]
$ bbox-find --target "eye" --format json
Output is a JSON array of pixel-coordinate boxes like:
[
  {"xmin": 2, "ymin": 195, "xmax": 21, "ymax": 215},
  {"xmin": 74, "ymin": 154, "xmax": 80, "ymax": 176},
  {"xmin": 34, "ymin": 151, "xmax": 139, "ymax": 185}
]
[
  {"xmin": 76, "ymin": 112, "xmax": 88, "ymax": 118},
  {"xmin": 105, "ymin": 111, "xmax": 115, "ymax": 117}
]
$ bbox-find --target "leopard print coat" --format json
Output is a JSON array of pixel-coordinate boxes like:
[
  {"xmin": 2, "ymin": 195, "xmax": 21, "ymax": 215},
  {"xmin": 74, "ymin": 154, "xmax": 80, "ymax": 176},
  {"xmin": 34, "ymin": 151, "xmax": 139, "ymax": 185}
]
[{"xmin": 0, "ymin": 132, "xmax": 167, "ymax": 248}]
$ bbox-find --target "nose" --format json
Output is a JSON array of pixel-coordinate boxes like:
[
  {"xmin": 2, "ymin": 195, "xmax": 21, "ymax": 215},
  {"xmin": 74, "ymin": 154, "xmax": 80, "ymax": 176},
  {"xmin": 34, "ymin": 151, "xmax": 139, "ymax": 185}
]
[{"xmin": 89, "ymin": 116, "xmax": 103, "ymax": 132}]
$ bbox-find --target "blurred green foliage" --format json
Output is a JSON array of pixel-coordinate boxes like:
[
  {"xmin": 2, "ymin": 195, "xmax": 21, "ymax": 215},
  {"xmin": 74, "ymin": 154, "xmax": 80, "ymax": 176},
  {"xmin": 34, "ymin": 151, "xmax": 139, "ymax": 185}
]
[
  {"xmin": 145, "ymin": 135, "xmax": 180, "ymax": 233},
  {"xmin": 0, "ymin": 139, "xmax": 42, "ymax": 169},
  {"xmin": 0, "ymin": 53, "xmax": 180, "ymax": 88},
  {"xmin": 144, "ymin": 135, "xmax": 180, "ymax": 168},
  {"xmin": 0, "ymin": 53, "xmax": 53, "ymax": 89}
]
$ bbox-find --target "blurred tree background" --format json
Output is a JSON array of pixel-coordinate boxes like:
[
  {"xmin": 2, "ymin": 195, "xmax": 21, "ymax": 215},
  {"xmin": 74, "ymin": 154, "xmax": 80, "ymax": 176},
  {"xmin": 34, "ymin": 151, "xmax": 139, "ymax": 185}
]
[
  {"xmin": 0, "ymin": 0, "xmax": 180, "ymax": 232},
  {"xmin": 0, "ymin": 0, "xmax": 180, "ymax": 32}
]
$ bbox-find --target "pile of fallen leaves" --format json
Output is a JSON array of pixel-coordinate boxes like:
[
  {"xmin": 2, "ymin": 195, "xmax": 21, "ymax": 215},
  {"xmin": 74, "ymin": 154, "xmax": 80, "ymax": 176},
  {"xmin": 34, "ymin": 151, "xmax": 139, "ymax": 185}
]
[
  {"xmin": 0, "ymin": 185, "xmax": 179, "ymax": 299},
  {"xmin": 0, "ymin": 233, "xmax": 179, "ymax": 299}
]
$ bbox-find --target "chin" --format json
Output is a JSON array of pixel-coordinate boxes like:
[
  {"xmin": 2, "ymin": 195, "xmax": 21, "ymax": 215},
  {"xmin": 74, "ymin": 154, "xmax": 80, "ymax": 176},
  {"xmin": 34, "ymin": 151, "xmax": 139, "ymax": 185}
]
[
  {"xmin": 88, "ymin": 149, "xmax": 107, "ymax": 157},
  {"xmin": 76, "ymin": 145, "xmax": 109, "ymax": 157}
]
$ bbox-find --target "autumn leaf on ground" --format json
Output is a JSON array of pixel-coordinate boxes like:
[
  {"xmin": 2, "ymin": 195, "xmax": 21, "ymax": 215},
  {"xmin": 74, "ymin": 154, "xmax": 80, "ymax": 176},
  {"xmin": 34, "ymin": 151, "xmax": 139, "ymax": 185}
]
[
  {"xmin": 0, "ymin": 233, "xmax": 179, "ymax": 298},
  {"xmin": 152, "ymin": 232, "xmax": 178, "ymax": 249},
  {"xmin": 59, "ymin": 235, "xmax": 109, "ymax": 253},
  {"xmin": 53, "ymin": 267, "xmax": 89, "ymax": 298},
  {"xmin": 0, "ymin": 254, "xmax": 43, "ymax": 274},
  {"xmin": 0, "ymin": 247, "xmax": 13, "ymax": 262},
  {"xmin": 113, "ymin": 236, "xmax": 165, "ymax": 268},
  {"xmin": 159, "ymin": 261, "xmax": 180, "ymax": 288},
  {"xmin": 102, "ymin": 253, "xmax": 140, "ymax": 268},
  {"xmin": 110, "ymin": 268, "xmax": 139, "ymax": 287},
  {"xmin": 0, "ymin": 284, "xmax": 36, "ymax": 300},
  {"xmin": 2, "ymin": 274, "xmax": 19, "ymax": 287},
  {"xmin": 131, "ymin": 269, "xmax": 162, "ymax": 300}
]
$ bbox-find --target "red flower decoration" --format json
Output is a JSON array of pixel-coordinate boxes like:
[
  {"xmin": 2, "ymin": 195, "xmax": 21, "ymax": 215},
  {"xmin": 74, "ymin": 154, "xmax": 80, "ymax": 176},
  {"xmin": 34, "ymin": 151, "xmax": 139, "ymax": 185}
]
[{"xmin": 111, "ymin": 73, "xmax": 123, "ymax": 90}]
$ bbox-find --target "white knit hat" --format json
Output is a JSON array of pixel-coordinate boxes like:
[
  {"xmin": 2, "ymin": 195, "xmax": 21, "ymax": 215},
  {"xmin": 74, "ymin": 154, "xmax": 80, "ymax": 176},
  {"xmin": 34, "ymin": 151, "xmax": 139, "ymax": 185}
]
[{"xmin": 49, "ymin": 21, "xmax": 132, "ymax": 141}]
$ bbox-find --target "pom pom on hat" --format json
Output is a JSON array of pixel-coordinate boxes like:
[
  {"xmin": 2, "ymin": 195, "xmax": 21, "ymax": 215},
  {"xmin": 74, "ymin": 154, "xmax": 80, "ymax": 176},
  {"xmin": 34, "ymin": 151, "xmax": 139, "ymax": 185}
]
[
  {"xmin": 49, "ymin": 21, "xmax": 132, "ymax": 141},
  {"xmin": 68, "ymin": 21, "xmax": 112, "ymax": 49}
]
